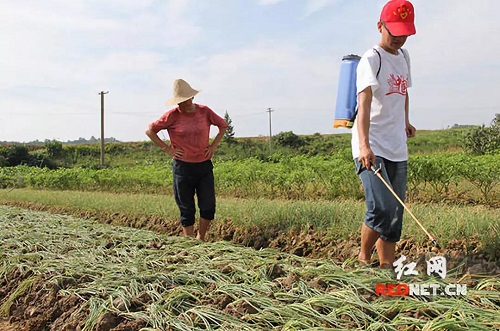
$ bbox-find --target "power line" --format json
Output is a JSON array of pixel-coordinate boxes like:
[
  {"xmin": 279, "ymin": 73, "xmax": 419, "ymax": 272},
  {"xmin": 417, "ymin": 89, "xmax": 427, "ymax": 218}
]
[{"xmin": 229, "ymin": 111, "xmax": 267, "ymax": 118}]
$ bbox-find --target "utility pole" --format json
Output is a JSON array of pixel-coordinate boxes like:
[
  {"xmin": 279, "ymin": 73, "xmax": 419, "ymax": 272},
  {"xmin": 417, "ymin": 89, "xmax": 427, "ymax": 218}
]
[
  {"xmin": 99, "ymin": 91, "xmax": 109, "ymax": 167},
  {"xmin": 267, "ymin": 107, "xmax": 274, "ymax": 156}
]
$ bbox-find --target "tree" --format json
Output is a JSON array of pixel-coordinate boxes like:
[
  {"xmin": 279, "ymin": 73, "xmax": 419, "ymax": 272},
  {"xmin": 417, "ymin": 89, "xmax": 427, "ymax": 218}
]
[
  {"xmin": 223, "ymin": 111, "xmax": 236, "ymax": 144},
  {"xmin": 45, "ymin": 140, "xmax": 63, "ymax": 159},
  {"xmin": 463, "ymin": 114, "xmax": 500, "ymax": 155},
  {"xmin": 274, "ymin": 131, "xmax": 305, "ymax": 149},
  {"xmin": 5, "ymin": 145, "xmax": 30, "ymax": 166}
]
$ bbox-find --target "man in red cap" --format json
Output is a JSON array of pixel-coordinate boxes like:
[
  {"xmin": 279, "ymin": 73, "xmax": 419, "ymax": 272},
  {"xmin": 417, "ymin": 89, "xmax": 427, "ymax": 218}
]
[{"xmin": 352, "ymin": 0, "xmax": 417, "ymax": 268}]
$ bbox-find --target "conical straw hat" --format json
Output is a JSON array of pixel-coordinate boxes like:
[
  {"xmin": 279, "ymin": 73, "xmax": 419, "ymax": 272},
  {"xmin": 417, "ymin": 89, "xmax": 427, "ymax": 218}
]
[{"xmin": 166, "ymin": 79, "xmax": 200, "ymax": 105}]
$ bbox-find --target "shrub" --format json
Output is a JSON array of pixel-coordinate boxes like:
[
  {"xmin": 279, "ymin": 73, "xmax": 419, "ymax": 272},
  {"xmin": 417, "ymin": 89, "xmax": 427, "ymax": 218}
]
[
  {"xmin": 462, "ymin": 115, "xmax": 500, "ymax": 155},
  {"xmin": 5, "ymin": 145, "xmax": 30, "ymax": 166},
  {"xmin": 274, "ymin": 131, "xmax": 305, "ymax": 149},
  {"xmin": 45, "ymin": 140, "xmax": 64, "ymax": 159}
]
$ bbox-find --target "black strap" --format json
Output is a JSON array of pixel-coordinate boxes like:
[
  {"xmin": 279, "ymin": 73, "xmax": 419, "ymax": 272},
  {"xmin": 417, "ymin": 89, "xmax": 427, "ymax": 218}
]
[
  {"xmin": 353, "ymin": 50, "xmax": 382, "ymax": 122},
  {"xmin": 373, "ymin": 48, "xmax": 408, "ymax": 78},
  {"xmin": 373, "ymin": 48, "xmax": 382, "ymax": 78}
]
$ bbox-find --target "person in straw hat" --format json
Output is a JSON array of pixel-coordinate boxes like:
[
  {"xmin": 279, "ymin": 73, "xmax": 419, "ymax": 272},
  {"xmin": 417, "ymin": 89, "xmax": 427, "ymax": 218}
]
[
  {"xmin": 352, "ymin": 0, "xmax": 417, "ymax": 268},
  {"xmin": 146, "ymin": 79, "xmax": 228, "ymax": 241}
]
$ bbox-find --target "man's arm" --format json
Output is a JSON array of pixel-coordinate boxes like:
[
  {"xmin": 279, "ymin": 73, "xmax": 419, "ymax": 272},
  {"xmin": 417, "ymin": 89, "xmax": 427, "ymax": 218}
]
[
  {"xmin": 405, "ymin": 93, "xmax": 416, "ymax": 138},
  {"xmin": 357, "ymin": 87, "xmax": 376, "ymax": 170}
]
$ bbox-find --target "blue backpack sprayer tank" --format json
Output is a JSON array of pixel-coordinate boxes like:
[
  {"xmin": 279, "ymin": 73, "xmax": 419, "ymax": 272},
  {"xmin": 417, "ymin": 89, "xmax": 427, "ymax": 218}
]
[{"xmin": 333, "ymin": 54, "xmax": 361, "ymax": 129}]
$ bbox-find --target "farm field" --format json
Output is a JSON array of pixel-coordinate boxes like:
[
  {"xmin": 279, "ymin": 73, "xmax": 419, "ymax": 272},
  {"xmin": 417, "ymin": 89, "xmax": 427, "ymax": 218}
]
[
  {"xmin": 0, "ymin": 188, "xmax": 498, "ymax": 266},
  {"xmin": 0, "ymin": 128, "xmax": 499, "ymax": 329},
  {"xmin": 1, "ymin": 206, "xmax": 499, "ymax": 330}
]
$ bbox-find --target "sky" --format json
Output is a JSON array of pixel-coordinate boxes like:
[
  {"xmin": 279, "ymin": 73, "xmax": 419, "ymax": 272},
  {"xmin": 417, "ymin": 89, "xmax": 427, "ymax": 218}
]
[{"xmin": 1, "ymin": 0, "xmax": 499, "ymax": 143}]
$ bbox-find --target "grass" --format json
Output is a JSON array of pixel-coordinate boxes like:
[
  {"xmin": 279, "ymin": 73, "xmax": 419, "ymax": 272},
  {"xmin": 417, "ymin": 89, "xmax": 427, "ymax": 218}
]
[{"xmin": 0, "ymin": 188, "xmax": 498, "ymax": 248}]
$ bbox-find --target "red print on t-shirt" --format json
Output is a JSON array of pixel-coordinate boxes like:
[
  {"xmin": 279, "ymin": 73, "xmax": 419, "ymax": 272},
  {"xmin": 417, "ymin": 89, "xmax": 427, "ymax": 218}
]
[{"xmin": 386, "ymin": 74, "xmax": 408, "ymax": 96}]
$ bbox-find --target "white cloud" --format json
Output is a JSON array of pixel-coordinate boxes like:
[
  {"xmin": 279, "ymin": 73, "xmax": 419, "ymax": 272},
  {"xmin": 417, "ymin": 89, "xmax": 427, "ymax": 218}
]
[
  {"xmin": 0, "ymin": 1, "xmax": 201, "ymax": 87},
  {"xmin": 182, "ymin": 41, "xmax": 338, "ymax": 137},
  {"xmin": 410, "ymin": 0, "xmax": 500, "ymax": 77},
  {"xmin": 257, "ymin": 0, "xmax": 340, "ymax": 17},
  {"xmin": 304, "ymin": 0, "xmax": 340, "ymax": 16},
  {"xmin": 258, "ymin": 0, "xmax": 285, "ymax": 5}
]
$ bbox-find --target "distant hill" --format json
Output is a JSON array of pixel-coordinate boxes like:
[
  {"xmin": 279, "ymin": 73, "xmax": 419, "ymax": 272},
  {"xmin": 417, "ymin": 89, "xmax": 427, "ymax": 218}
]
[{"xmin": 0, "ymin": 136, "xmax": 120, "ymax": 146}]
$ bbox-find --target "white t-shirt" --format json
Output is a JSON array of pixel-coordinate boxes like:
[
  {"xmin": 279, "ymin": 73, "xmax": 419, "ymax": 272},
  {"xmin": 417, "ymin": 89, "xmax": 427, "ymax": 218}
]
[{"xmin": 351, "ymin": 45, "xmax": 412, "ymax": 161}]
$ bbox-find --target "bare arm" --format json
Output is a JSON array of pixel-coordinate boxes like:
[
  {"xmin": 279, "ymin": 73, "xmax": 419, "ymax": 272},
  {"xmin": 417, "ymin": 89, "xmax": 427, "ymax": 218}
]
[
  {"xmin": 145, "ymin": 129, "xmax": 184, "ymax": 158},
  {"xmin": 205, "ymin": 126, "xmax": 227, "ymax": 158},
  {"xmin": 357, "ymin": 87, "xmax": 376, "ymax": 170},
  {"xmin": 405, "ymin": 93, "xmax": 416, "ymax": 138}
]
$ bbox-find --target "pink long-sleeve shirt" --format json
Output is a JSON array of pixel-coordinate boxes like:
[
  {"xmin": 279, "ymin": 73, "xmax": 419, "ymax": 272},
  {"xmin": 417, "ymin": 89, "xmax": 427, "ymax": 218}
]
[{"xmin": 148, "ymin": 104, "xmax": 228, "ymax": 163}]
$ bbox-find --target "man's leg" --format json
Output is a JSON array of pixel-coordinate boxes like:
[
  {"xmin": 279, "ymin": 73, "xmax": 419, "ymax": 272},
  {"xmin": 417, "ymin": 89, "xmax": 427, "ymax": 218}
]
[
  {"xmin": 356, "ymin": 157, "xmax": 399, "ymax": 266},
  {"xmin": 376, "ymin": 239, "xmax": 396, "ymax": 268},
  {"xmin": 359, "ymin": 223, "xmax": 380, "ymax": 263},
  {"xmin": 377, "ymin": 160, "xmax": 407, "ymax": 268}
]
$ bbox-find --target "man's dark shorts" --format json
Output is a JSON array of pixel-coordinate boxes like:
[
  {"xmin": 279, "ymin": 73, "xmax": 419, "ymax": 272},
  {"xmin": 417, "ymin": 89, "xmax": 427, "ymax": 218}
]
[
  {"xmin": 354, "ymin": 157, "xmax": 407, "ymax": 242},
  {"xmin": 172, "ymin": 159, "xmax": 216, "ymax": 227}
]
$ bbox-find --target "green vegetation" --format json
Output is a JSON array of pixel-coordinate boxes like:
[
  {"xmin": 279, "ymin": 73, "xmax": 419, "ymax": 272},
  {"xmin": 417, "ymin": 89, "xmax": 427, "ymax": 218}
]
[
  {"xmin": 0, "ymin": 127, "xmax": 475, "ymax": 168},
  {"xmin": 222, "ymin": 111, "xmax": 236, "ymax": 145},
  {"xmin": 463, "ymin": 115, "xmax": 500, "ymax": 155},
  {"xmin": 0, "ymin": 152, "xmax": 498, "ymax": 205},
  {"xmin": 0, "ymin": 126, "xmax": 498, "ymax": 252},
  {"xmin": 1, "ymin": 124, "xmax": 497, "ymax": 170}
]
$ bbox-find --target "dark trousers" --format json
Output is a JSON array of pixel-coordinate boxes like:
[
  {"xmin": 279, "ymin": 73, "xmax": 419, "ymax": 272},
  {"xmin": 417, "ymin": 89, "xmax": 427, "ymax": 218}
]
[{"xmin": 172, "ymin": 159, "xmax": 216, "ymax": 227}]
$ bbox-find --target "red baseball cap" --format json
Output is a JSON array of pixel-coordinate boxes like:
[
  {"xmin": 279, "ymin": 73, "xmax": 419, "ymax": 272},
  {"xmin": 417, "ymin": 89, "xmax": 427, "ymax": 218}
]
[{"xmin": 380, "ymin": 0, "xmax": 416, "ymax": 36}]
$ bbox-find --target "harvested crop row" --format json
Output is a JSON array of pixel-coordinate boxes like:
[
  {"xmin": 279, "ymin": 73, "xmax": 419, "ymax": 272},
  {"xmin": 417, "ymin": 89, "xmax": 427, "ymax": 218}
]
[{"xmin": 0, "ymin": 206, "xmax": 498, "ymax": 330}]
